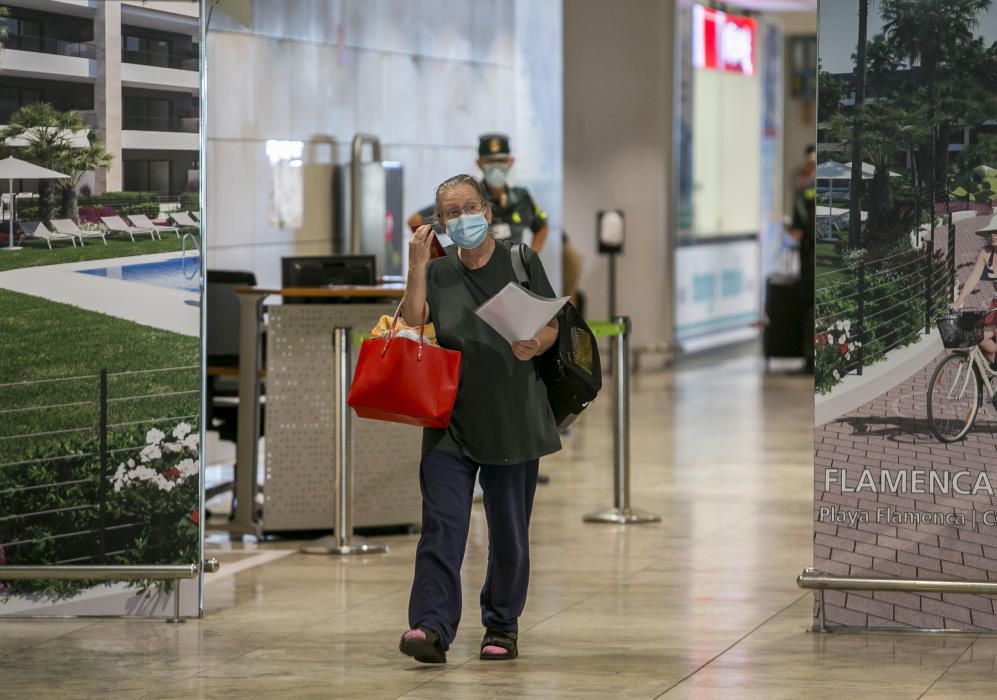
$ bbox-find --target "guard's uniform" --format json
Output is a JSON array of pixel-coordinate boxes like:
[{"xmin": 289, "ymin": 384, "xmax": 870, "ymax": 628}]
[{"xmin": 482, "ymin": 185, "xmax": 547, "ymax": 247}]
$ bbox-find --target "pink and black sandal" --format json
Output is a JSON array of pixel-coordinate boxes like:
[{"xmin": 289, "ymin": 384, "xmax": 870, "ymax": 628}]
[
  {"xmin": 480, "ymin": 628, "xmax": 518, "ymax": 660},
  {"xmin": 399, "ymin": 627, "xmax": 446, "ymax": 664}
]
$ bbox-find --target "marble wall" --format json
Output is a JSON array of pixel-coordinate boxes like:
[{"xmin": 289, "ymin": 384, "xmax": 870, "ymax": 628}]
[{"xmin": 204, "ymin": 0, "xmax": 562, "ymax": 289}]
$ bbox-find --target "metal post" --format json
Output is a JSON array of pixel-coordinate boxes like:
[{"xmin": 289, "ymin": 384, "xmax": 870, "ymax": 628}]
[
  {"xmin": 229, "ymin": 293, "xmax": 265, "ymax": 539},
  {"xmin": 350, "ymin": 134, "xmax": 382, "ymax": 255},
  {"xmin": 4, "ymin": 178, "xmax": 22, "ymax": 252},
  {"xmin": 818, "ymin": 589, "xmax": 827, "ymax": 633},
  {"xmin": 583, "ymin": 317, "xmax": 661, "ymax": 525},
  {"xmin": 608, "ymin": 252, "xmax": 617, "ymax": 321},
  {"xmin": 166, "ymin": 583, "xmax": 184, "ymax": 624},
  {"xmin": 948, "ymin": 219, "xmax": 956, "ymax": 302},
  {"xmin": 615, "ymin": 320, "xmax": 628, "ymax": 510},
  {"xmin": 606, "ymin": 253, "xmax": 617, "ymax": 375},
  {"xmin": 98, "ymin": 369, "xmax": 108, "ymax": 563},
  {"xmin": 856, "ymin": 262, "xmax": 865, "ymax": 376},
  {"xmin": 924, "ymin": 225, "xmax": 933, "ymax": 334},
  {"xmin": 301, "ymin": 327, "xmax": 388, "ymax": 556}
]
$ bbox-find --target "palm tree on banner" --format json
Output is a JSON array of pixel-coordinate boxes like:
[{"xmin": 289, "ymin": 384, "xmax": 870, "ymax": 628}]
[
  {"xmin": 0, "ymin": 104, "xmax": 88, "ymax": 224},
  {"xmin": 849, "ymin": 0, "xmax": 871, "ymax": 249},
  {"xmin": 881, "ymin": 0, "xmax": 991, "ymax": 215}
]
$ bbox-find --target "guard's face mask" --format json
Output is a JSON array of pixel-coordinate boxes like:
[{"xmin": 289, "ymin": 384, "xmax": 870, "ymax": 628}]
[{"xmin": 483, "ymin": 163, "xmax": 510, "ymax": 189}]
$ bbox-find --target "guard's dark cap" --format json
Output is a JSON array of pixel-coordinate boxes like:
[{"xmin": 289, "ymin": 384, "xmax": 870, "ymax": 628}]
[{"xmin": 478, "ymin": 133, "xmax": 510, "ymax": 158}]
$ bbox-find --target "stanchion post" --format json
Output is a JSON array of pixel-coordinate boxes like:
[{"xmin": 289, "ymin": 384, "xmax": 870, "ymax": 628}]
[
  {"xmin": 583, "ymin": 316, "xmax": 661, "ymax": 525},
  {"xmin": 301, "ymin": 327, "xmax": 388, "ymax": 556},
  {"xmin": 615, "ymin": 318, "xmax": 629, "ymax": 511}
]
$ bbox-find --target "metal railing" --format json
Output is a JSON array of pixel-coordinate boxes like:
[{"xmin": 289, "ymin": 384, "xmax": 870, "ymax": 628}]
[
  {"xmin": 122, "ymin": 46, "xmax": 198, "ymax": 71},
  {"xmin": 122, "ymin": 114, "xmax": 199, "ymax": 133},
  {"xmin": 816, "ymin": 240, "xmax": 951, "ymax": 378},
  {"xmin": 121, "ymin": 114, "xmax": 201, "ymax": 134},
  {"xmin": 798, "ymin": 567, "xmax": 997, "ymax": 633},
  {"xmin": 2, "ymin": 33, "xmax": 96, "ymax": 59},
  {"xmin": 0, "ymin": 366, "xmax": 200, "ymax": 592},
  {"xmin": 1, "ymin": 559, "xmax": 219, "ymax": 622}
]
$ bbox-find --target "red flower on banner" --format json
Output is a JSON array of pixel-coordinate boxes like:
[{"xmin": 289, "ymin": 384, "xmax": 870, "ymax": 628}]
[
  {"xmin": 164, "ymin": 468, "xmax": 181, "ymax": 479},
  {"xmin": 822, "ymin": 333, "xmax": 831, "ymax": 346},
  {"xmin": 839, "ymin": 344, "xmax": 848, "ymax": 355},
  {"xmin": 191, "ymin": 510, "xmax": 199, "ymax": 524}
]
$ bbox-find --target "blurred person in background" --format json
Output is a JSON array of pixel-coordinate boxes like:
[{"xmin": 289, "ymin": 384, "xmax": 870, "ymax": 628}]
[{"xmin": 789, "ymin": 144, "xmax": 816, "ymax": 373}]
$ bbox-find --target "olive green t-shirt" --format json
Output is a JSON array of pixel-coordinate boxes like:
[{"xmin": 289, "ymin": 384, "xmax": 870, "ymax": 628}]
[{"xmin": 422, "ymin": 241, "xmax": 561, "ymax": 465}]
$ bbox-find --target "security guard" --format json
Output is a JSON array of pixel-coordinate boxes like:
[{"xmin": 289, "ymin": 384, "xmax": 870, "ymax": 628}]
[{"xmin": 407, "ymin": 133, "xmax": 550, "ymax": 251}]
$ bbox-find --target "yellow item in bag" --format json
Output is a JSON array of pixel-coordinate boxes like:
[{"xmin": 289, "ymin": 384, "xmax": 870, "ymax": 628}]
[{"xmin": 370, "ymin": 315, "xmax": 439, "ymax": 346}]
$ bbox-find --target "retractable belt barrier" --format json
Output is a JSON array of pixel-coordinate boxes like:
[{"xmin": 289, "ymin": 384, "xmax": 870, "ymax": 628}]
[
  {"xmin": 583, "ymin": 316, "xmax": 662, "ymax": 525},
  {"xmin": 301, "ymin": 327, "xmax": 389, "ymax": 557}
]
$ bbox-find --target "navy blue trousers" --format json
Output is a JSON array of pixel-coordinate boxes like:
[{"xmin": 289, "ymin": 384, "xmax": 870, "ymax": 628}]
[{"xmin": 407, "ymin": 450, "xmax": 539, "ymax": 649}]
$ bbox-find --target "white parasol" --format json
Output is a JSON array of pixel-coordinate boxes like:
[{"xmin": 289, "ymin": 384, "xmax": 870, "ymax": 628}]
[{"xmin": 0, "ymin": 157, "xmax": 69, "ymax": 251}]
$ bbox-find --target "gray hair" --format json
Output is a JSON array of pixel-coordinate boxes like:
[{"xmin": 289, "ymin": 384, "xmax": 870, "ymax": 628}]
[{"xmin": 433, "ymin": 174, "xmax": 491, "ymax": 225}]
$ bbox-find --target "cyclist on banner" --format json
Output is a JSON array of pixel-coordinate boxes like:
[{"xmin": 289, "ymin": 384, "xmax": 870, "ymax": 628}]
[{"xmin": 950, "ymin": 217, "xmax": 997, "ymax": 368}]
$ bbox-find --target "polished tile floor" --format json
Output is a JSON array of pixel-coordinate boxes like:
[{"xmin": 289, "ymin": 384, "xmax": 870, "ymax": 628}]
[{"xmin": 5, "ymin": 349, "xmax": 996, "ymax": 698}]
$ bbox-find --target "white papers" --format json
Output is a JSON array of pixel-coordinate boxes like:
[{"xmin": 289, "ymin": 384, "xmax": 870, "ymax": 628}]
[{"xmin": 475, "ymin": 282, "xmax": 569, "ymax": 345}]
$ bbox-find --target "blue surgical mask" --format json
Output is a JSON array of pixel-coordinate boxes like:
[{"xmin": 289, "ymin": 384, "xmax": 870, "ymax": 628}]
[
  {"xmin": 446, "ymin": 213, "xmax": 489, "ymax": 249},
  {"xmin": 484, "ymin": 164, "xmax": 509, "ymax": 189}
]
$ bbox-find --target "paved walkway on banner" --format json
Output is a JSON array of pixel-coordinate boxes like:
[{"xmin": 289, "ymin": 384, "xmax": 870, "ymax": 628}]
[
  {"xmin": 0, "ymin": 252, "xmax": 199, "ymax": 337},
  {"xmin": 816, "ymin": 212, "xmax": 997, "ymax": 629}
]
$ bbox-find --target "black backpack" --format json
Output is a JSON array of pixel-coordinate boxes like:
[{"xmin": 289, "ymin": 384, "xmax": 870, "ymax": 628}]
[{"xmin": 511, "ymin": 244, "xmax": 602, "ymax": 429}]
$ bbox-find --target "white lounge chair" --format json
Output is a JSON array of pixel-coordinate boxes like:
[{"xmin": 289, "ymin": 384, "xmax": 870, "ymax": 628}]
[
  {"xmin": 170, "ymin": 211, "xmax": 200, "ymax": 229},
  {"xmin": 128, "ymin": 213, "xmax": 180, "ymax": 238},
  {"xmin": 51, "ymin": 219, "xmax": 107, "ymax": 246},
  {"xmin": 100, "ymin": 215, "xmax": 159, "ymax": 241},
  {"xmin": 20, "ymin": 221, "xmax": 80, "ymax": 249}
]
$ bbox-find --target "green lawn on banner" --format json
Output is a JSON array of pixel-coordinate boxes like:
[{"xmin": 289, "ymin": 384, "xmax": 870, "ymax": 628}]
[
  {"xmin": 0, "ymin": 236, "xmax": 187, "ymax": 273},
  {"xmin": 0, "ymin": 288, "xmax": 199, "ymax": 464},
  {"xmin": 816, "ymin": 240, "xmax": 846, "ymax": 287}
]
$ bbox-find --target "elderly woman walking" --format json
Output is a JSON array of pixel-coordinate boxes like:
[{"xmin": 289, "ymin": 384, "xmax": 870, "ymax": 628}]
[{"xmin": 397, "ymin": 174, "xmax": 561, "ymax": 663}]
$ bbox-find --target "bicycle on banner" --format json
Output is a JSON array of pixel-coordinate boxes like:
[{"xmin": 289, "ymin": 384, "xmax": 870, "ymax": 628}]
[{"xmin": 927, "ymin": 310, "xmax": 997, "ymax": 442}]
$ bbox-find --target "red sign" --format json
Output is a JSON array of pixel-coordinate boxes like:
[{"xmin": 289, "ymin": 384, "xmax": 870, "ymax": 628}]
[{"xmin": 692, "ymin": 4, "xmax": 756, "ymax": 76}]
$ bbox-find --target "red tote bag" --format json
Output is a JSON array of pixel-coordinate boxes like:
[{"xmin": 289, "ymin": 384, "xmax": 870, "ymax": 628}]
[{"xmin": 347, "ymin": 307, "xmax": 461, "ymax": 429}]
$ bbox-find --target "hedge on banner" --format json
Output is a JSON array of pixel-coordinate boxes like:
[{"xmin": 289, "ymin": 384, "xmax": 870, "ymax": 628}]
[
  {"xmin": 815, "ymin": 244, "xmax": 949, "ymax": 394},
  {"xmin": 15, "ymin": 192, "xmax": 161, "ymax": 224}
]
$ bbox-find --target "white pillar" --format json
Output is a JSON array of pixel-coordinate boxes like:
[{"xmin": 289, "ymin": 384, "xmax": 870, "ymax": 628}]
[{"xmin": 95, "ymin": 2, "xmax": 123, "ymax": 194}]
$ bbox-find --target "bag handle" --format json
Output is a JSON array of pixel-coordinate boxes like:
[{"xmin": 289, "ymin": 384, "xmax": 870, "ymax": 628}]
[
  {"xmin": 383, "ymin": 301, "xmax": 429, "ymax": 359},
  {"xmin": 510, "ymin": 243, "xmax": 531, "ymax": 289}
]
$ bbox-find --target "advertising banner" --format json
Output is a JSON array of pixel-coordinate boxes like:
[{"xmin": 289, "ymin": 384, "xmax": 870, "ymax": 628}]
[
  {"xmin": 0, "ymin": 12, "xmax": 202, "ymax": 617},
  {"xmin": 814, "ymin": 2, "xmax": 997, "ymax": 629}
]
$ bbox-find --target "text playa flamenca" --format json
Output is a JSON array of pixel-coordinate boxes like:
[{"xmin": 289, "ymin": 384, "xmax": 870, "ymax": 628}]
[{"xmin": 824, "ymin": 468, "xmax": 994, "ymax": 496}]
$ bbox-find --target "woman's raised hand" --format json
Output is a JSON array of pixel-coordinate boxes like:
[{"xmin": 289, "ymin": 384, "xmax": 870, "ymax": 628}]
[{"xmin": 409, "ymin": 224, "xmax": 434, "ymax": 272}]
